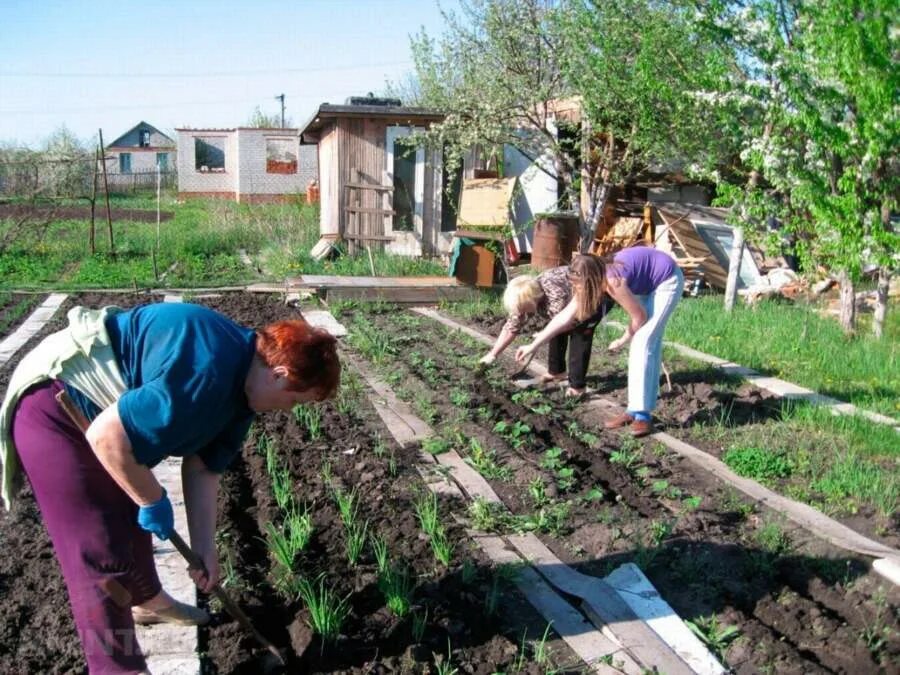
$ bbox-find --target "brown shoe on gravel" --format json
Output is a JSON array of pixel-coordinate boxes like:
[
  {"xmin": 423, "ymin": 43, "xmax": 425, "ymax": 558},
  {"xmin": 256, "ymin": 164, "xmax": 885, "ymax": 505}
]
[
  {"xmin": 132, "ymin": 601, "xmax": 210, "ymax": 626},
  {"xmin": 630, "ymin": 419, "xmax": 654, "ymax": 438},
  {"xmin": 604, "ymin": 412, "xmax": 634, "ymax": 429}
]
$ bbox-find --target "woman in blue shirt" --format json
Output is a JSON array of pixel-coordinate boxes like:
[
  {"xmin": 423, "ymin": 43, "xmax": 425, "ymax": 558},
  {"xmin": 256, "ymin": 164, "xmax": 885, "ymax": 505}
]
[{"xmin": 2, "ymin": 302, "xmax": 340, "ymax": 674}]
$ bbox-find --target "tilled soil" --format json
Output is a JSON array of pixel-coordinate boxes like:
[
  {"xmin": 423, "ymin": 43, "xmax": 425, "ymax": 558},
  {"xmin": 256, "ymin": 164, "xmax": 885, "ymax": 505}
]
[
  {"xmin": 0, "ymin": 203, "xmax": 173, "ymax": 223},
  {"xmin": 350, "ymin": 305, "xmax": 900, "ymax": 674},
  {"xmin": 0, "ymin": 292, "xmax": 580, "ymax": 674}
]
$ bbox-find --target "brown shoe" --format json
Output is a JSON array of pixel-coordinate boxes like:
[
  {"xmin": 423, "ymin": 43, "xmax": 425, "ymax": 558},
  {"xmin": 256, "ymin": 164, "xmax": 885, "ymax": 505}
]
[
  {"xmin": 604, "ymin": 412, "xmax": 634, "ymax": 429},
  {"xmin": 630, "ymin": 419, "xmax": 654, "ymax": 438},
  {"xmin": 132, "ymin": 601, "xmax": 210, "ymax": 626}
]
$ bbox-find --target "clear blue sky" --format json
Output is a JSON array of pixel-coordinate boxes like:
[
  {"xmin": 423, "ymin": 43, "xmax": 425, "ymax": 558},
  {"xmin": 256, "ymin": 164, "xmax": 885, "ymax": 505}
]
[{"xmin": 0, "ymin": 0, "xmax": 458, "ymax": 147}]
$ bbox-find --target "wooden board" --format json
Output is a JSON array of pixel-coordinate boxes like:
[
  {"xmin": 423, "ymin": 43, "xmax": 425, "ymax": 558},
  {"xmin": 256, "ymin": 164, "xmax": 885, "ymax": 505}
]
[
  {"xmin": 291, "ymin": 275, "xmax": 465, "ymax": 288},
  {"xmin": 456, "ymin": 177, "xmax": 517, "ymax": 229},
  {"xmin": 323, "ymin": 286, "xmax": 481, "ymax": 303}
]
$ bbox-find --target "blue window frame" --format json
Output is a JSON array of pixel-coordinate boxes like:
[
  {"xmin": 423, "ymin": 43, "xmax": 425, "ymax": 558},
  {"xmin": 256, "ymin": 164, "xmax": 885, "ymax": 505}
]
[
  {"xmin": 119, "ymin": 153, "xmax": 132, "ymax": 173},
  {"xmin": 156, "ymin": 153, "xmax": 168, "ymax": 171}
]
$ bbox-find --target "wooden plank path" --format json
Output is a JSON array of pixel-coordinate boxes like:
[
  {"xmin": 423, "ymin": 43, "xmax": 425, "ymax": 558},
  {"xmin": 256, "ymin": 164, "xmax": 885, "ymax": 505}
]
[
  {"xmin": 0, "ymin": 293, "xmax": 68, "ymax": 366},
  {"xmin": 346, "ymin": 345, "xmax": 718, "ymax": 674},
  {"xmin": 413, "ymin": 307, "xmax": 900, "ymax": 588},
  {"xmin": 249, "ymin": 275, "xmax": 482, "ymax": 303}
]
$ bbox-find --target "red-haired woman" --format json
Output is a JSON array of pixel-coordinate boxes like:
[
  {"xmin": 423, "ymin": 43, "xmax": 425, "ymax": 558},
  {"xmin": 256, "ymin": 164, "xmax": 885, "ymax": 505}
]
[{"xmin": 0, "ymin": 302, "xmax": 340, "ymax": 674}]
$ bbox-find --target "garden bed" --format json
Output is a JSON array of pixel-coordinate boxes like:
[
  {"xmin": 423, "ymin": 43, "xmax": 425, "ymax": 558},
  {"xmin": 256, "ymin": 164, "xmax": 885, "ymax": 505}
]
[
  {"xmin": 338, "ymin": 303, "xmax": 900, "ymax": 673},
  {"xmin": 0, "ymin": 292, "xmax": 897, "ymax": 674}
]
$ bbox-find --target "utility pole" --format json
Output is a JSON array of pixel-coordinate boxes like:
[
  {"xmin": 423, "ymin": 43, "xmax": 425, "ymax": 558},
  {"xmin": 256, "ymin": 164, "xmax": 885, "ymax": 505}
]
[{"xmin": 275, "ymin": 93, "xmax": 285, "ymax": 128}]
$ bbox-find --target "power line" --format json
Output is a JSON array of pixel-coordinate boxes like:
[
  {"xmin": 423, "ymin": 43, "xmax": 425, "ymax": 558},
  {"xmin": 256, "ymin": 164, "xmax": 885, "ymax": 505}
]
[{"xmin": 0, "ymin": 61, "xmax": 413, "ymax": 79}]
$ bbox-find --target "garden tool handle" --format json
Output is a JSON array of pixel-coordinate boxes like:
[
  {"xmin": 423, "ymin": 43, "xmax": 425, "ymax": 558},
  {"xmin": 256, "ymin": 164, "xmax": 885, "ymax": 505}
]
[{"xmin": 54, "ymin": 390, "xmax": 285, "ymax": 666}]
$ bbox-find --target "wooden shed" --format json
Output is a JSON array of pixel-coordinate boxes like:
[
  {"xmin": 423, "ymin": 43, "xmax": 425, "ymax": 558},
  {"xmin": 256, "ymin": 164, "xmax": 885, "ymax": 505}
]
[{"xmin": 299, "ymin": 97, "xmax": 449, "ymax": 257}]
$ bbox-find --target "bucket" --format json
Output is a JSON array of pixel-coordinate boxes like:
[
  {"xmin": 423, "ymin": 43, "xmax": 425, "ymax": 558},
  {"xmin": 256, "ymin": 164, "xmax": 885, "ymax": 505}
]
[
  {"xmin": 306, "ymin": 180, "xmax": 320, "ymax": 204},
  {"xmin": 530, "ymin": 214, "xmax": 580, "ymax": 270}
]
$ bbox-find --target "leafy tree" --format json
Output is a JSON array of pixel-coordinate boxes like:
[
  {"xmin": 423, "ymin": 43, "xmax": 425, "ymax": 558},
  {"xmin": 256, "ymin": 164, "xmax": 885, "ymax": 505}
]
[
  {"xmin": 246, "ymin": 105, "xmax": 292, "ymax": 128},
  {"xmin": 700, "ymin": 0, "xmax": 898, "ymax": 336},
  {"xmin": 557, "ymin": 0, "xmax": 740, "ymax": 243}
]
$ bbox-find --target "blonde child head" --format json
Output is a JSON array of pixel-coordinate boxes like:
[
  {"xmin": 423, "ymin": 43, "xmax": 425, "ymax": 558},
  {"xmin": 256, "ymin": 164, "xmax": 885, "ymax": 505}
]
[{"xmin": 503, "ymin": 275, "xmax": 543, "ymax": 316}]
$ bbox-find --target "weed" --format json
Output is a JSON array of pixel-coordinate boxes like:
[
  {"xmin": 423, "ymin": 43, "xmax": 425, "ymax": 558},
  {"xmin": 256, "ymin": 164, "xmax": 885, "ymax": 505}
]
[
  {"xmin": 682, "ymin": 495, "xmax": 703, "ymax": 511},
  {"xmin": 320, "ymin": 460, "xmax": 333, "ymax": 487},
  {"xmin": 422, "ymin": 436, "xmax": 451, "ymax": 456},
  {"xmin": 272, "ymin": 467, "xmax": 295, "ymax": 512},
  {"xmin": 465, "ymin": 438, "xmax": 512, "ymax": 480},
  {"xmin": 723, "ymin": 445, "xmax": 793, "ymax": 483},
  {"xmin": 686, "ymin": 614, "xmax": 740, "ymax": 662},
  {"xmin": 468, "ymin": 497, "xmax": 507, "ymax": 532},
  {"xmin": 533, "ymin": 622, "xmax": 553, "ymax": 665},
  {"xmin": 373, "ymin": 437, "xmax": 387, "ymax": 458},
  {"xmin": 649, "ymin": 518, "xmax": 675, "ymax": 546},
  {"xmin": 610, "ymin": 447, "xmax": 642, "ymax": 470},
  {"xmin": 754, "ymin": 520, "xmax": 791, "ymax": 556},
  {"xmin": 295, "ymin": 574, "xmax": 351, "ymax": 643}
]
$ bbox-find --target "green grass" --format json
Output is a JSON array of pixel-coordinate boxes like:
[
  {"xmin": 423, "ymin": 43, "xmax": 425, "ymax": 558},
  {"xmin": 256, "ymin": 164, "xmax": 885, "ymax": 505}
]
[
  {"xmin": 667, "ymin": 295, "xmax": 899, "ymax": 417},
  {"xmin": 0, "ymin": 192, "xmax": 444, "ymax": 290},
  {"xmin": 703, "ymin": 400, "xmax": 898, "ymax": 518}
]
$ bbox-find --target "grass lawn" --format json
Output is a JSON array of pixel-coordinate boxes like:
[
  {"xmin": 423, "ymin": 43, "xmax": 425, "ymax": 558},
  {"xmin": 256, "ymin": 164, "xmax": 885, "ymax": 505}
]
[
  {"xmin": 0, "ymin": 192, "xmax": 444, "ymax": 290},
  {"xmin": 666, "ymin": 295, "xmax": 899, "ymax": 418}
]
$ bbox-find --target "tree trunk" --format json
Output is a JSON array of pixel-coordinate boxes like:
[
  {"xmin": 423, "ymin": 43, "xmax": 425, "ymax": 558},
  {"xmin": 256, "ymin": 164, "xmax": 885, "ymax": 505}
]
[
  {"xmin": 873, "ymin": 267, "xmax": 890, "ymax": 339},
  {"xmin": 838, "ymin": 268, "xmax": 856, "ymax": 334},
  {"xmin": 724, "ymin": 227, "xmax": 745, "ymax": 312},
  {"xmin": 581, "ymin": 182, "xmax": 610, "ymax": 253}
]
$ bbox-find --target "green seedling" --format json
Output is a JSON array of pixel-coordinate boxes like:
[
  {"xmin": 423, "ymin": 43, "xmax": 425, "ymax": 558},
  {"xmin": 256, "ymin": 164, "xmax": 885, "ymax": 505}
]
[
  {"xmin": 293, "ymin": 403, "xmax": 323, "ymax": 440},
  {"xmin": 296, "ymin": 574, "xmax": 351, "ymax": 643},
  {"xmin": 333, "ymin": 486, "xmax": 359, "ymax": 527},
  {"xmin": 414, "ymin": 492, "xmax": 441, "ymax": 537},
  {"xmin": 430, "ymin": 530, "xmax": 455, "ymax": 567},
  {"xmin": 529, "ymin": 477, "xmax": 550, "ymax": 507},
  {"xmin": 686, "ymin": 615, "xmax": 740, "ymax": 662},
  {"xmin": 493, "ymin": 420, "xmax": 532, "ymax": 449},
  {"xmin": 373, "ymin": 437, "xmax": 388, "ymax": 458},
  {"xmin": 371, "ymin": 533, "xmax": 390, "ymax": 574},
  {"xmin": 610, "ymin": 447, "xmax": 642, "ymax": 470},
  {"xmin": 320, "ymin": 460, "xmax": 333, "ymax": 487},
  {"xmin": 449, "ymin": 389, "xmax": 470, "ymax": 407},
  {"xmin": 434, "ymin": 639, "xmax": 458, "ymax": 675},
  {"xmin": 556, "ymin": 466, "xmax": 576, "ymax": 492},
  {"xmin": 682, "ymin": 495, "xmax": 703, "ymax": 511},
  {"xmin": 345, "ymin": 519, "xmax": 369, "ymax": 566},
  {"xmin": 468, "ymin": 497, "xmax": 507, "ymax": 532},
  {"xmin": 272, "ymin": 467, "xmax": 294, "ymax": 512},
  {"xmin": 533, "ymin": 622, "xmax": 553, "ymax": 665},
  {"xmin": 411, "ymin": 606, "xmax": 428, "ymax": 642},
  {"xmin": 581, "ymin": 486, "xmax": 605, "ymax": 503},
  {"xmin": 379, "ymin": 565, "xmax": 415, "ymax": 617},
  {"xmin": 540, "ymin": 447, "xmax": 565, "ymax": 472}
]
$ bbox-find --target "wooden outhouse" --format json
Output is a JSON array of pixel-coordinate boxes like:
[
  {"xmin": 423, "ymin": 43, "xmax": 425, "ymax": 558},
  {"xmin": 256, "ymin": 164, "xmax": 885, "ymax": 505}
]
[{"xmin": 299, "ymin": 98, "xmax": 450, "ymax": 256}]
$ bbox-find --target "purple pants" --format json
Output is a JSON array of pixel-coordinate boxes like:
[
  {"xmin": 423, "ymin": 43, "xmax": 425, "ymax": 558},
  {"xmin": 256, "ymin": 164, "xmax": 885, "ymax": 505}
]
[{"xmin": 12, "ymin": 380, "xmax": 160, "ymax": 674}]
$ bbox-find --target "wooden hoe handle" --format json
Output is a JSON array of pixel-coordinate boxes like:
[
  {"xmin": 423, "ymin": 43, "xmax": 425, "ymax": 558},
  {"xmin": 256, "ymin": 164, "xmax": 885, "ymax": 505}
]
[{"xmin": 54, "ymin": 390, "xmax": 285, "ymax": 666}]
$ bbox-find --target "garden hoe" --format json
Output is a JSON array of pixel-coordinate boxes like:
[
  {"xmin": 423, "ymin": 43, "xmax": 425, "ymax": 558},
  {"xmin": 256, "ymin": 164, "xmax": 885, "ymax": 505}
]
[{"xmin": 55, "ymin": 390, "xmax": 287, "ymax": 670}]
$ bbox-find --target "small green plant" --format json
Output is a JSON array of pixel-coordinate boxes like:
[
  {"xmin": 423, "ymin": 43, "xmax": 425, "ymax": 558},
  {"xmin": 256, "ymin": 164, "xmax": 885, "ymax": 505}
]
[
  {"xmin": 320, "ymin": 460, "xmax": 333, "ymax": 487},
  {"xmin": 434, "ymin": 639, "xmax": 458, "ymax": 675},
  {"xmin": 293, "ymin": 403, "xmax": 323, "ymax": 440},
  {"xmin": 333, "ymin": 486, "xmax": 359, "ymax": 527},
  {"xmin": 686, "ymin": 614, "xmax": 740, "ymax": 662},
  {"xmin": 296, "ymin": 574, "xmax": 351, "ymax": 643},
  {"xmin": 422, "ymin": 436, "xmax": 451, "ymax": 455},
  {"xmin": 610, "ymin": 447, "xmax": 642, "ymax": 470},
  {"xmin": 449, "ymin": 388, "xmax": 470, "ymax": 407},
  {"xmin": 465, "ymin": 438, "xmax": 512, "ymax": 480},
  {"xmin": 414, "ymin": 492, "xmax": 441, "ymax": 537},
  {"xmin": 430, "ymin": 530, "xmax": 455, "ymax": 567},
  {"xmin": 556, "ymin": 465, "xmax": 576, "ymax": 492},
  {"xmin": 345, "ymin": 519, "xmax": 369, "ymax": 566},
  {"xmin": 379, "ymin": 565, "xmax": 415, "ymax": 617},
  {"xmin": 754, "ymin": 520, "xmax": 791, "ymax": 556},
  {"xmin": 411, "ymin": 606, "xmax": 428, "ymax": 642},
  {"xmin": 540, "ymin": 447, "xmax": 565, "ymax": 472},
  {"xmin": 372, "ymin": 436, "xmax": 388, "ymax": 458},
  {"xmin": 529, "ymin": 477, "xmax": 550, "ymax": 507},
  {"xmin": 272, "ymin": 467, "xmax": 294, "ymax": 511},
  {"xmin": 493, "ymin": 420, "xmax": 532, "ymax": 449},
  {"xmin": 371, "ymin": 533, "xmax": 390, "ymax": 574},
  {"xmin": 532, "ymin": 622, "xmax": 553, "ymax": 665}
]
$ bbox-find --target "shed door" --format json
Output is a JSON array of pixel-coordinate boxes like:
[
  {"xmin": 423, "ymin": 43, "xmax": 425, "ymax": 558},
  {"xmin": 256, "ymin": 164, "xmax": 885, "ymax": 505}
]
[{"xmin": 384, "ymin": 126, "xmax": 425, "ymax": 255}]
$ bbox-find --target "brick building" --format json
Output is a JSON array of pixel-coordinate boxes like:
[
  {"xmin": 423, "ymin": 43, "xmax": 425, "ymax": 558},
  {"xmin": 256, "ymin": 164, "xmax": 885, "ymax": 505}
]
[{"xmin": 176, "ymin": 127, "xmax": 317, "ymax": 203}]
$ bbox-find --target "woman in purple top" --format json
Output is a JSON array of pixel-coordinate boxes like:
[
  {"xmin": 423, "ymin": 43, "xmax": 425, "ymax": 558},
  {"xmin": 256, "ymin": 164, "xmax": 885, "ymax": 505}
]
[{"xmin": 516, "ymin": 247, "xmax": 684, "ymax": 437}]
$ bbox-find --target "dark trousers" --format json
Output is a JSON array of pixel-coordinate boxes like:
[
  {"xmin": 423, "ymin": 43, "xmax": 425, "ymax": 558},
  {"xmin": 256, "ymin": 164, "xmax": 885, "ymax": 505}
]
[
  {"xmin": 12, "ymin": 380, "xmax": 160, "ymax": 674},
  {"xmin": 546, "ymin": 300, "xmax": 610, "ymax": 389}
]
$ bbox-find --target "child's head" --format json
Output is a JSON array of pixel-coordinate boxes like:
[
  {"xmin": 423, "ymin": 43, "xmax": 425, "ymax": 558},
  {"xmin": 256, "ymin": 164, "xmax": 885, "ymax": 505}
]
[{"xmin": 503, "ymin": 275, "xmax": 543, "ymax": 316}]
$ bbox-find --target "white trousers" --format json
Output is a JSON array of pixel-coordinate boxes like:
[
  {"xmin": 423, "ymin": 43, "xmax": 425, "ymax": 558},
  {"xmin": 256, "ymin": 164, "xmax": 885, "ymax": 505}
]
[{"xmin": 627, "ymin": 269, "xmax": 684, "ymax": 414}]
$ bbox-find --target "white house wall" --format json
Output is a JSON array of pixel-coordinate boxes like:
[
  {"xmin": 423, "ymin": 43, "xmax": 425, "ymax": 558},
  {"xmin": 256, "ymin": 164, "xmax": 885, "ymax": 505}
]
[
  {"xmin": 235, "ymin": 129, "xmax": 305, "ymax": 199},
  {"xmin": 176, "ymin": 131, "xmax": 236, "ymax": 195}
]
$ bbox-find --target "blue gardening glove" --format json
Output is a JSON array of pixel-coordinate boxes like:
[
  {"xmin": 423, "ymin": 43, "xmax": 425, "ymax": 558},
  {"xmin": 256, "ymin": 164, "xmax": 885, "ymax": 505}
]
[{"xmin": 137, "ymin": 488, "xmax": 174, "ymax": 540}]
